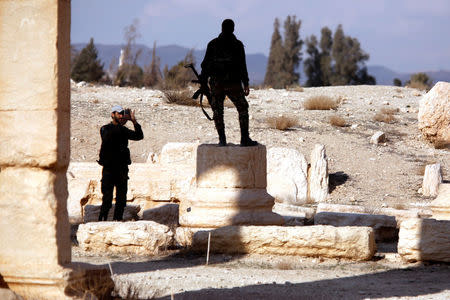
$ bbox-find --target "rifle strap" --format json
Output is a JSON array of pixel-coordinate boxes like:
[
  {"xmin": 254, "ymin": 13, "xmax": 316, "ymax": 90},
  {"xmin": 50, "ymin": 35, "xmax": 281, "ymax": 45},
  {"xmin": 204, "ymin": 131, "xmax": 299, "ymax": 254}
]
[{"xmin": 199, "ymin": 93, "xmax": 214, "ymax": 121}]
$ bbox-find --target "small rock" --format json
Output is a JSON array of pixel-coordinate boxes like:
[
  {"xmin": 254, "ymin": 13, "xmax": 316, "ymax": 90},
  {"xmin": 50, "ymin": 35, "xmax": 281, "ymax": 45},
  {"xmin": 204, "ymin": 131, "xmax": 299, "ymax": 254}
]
[
  {"xmin": 370, "ymin": 131, "xmax": 386, "ymax": 144},
  {"xmin": 351, "ymin": 124, "xmax": 358, "ymax": 129},
  {"xmin": 383, "ymin": 101, "xmax": 390, "ymax": 105}
]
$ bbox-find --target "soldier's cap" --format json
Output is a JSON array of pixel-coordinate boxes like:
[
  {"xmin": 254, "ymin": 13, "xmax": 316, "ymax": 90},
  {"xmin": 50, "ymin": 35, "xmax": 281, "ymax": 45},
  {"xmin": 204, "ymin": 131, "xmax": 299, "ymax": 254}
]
[{"xmin": 111, "ymin": 105, "xmax": 124, "ymax": 113}]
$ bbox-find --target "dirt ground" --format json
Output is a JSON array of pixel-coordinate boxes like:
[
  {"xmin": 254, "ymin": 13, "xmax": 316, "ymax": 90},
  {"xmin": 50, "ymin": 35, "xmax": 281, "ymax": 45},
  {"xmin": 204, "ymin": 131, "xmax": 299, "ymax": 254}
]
[
  {"xmin": 71, "ymin": 83, "xmax": 449, "ymax": 209},
  {"xmin": 70, "ymin": 82, "xmax": 450, "ymax": 299}
]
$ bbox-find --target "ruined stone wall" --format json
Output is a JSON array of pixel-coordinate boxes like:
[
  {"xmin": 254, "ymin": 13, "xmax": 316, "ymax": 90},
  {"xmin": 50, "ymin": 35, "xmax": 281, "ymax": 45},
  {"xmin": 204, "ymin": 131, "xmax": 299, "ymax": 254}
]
[{"xmin": 0, "ymin": 0, "xmax": 72, "ymax": 295}]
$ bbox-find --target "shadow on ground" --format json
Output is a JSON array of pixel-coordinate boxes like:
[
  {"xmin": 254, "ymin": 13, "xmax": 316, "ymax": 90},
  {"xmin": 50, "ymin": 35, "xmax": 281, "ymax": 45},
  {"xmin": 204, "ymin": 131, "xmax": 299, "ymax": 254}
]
[{"xmin": 150, "ymin": 264, "xmax": 450, "ymax": 300}]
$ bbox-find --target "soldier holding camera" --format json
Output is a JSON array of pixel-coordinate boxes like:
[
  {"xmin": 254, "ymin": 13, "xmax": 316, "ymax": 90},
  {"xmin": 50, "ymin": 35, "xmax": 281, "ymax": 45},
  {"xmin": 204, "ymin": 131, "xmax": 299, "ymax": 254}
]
[{"xmin": 97, "ymin": 105, "xmax": 144, "ymax": 221}]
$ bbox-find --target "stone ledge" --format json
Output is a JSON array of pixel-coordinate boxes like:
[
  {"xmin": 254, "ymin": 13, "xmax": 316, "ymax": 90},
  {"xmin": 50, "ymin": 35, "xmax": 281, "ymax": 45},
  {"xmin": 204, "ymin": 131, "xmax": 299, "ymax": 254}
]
[
  {"xmin": 175, "ymin": 225, "xmax": 375, "ymax": 260},
  {"xmin": 314, "ymin": 211, "xmax": 397, "ymax": 242}
]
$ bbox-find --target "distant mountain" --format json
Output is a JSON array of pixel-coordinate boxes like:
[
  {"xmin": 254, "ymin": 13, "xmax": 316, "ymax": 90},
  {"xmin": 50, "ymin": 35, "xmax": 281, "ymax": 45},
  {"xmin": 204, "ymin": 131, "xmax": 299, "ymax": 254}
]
[
  {"xmin": 73, "ymin": 43, "xmax": 450, "ymax": 86},
  {"xmin": 367, "ymin": 65, "xmax": 450, "ymax": 85}
]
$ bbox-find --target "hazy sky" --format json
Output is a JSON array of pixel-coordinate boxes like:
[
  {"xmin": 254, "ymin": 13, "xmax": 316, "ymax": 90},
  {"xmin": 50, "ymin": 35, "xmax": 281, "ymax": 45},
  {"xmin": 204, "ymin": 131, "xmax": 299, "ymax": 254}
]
[{"xmin": 71, "ymin": 0, "xmax": 450, "ymax": 73}]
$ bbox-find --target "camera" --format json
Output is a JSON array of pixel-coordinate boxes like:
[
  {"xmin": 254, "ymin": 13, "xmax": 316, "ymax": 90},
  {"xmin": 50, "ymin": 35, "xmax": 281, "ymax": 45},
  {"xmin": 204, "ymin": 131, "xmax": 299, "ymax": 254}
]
[{"xmin": 123, "ymin": 108, "xmax": 131, "ymax": 119}]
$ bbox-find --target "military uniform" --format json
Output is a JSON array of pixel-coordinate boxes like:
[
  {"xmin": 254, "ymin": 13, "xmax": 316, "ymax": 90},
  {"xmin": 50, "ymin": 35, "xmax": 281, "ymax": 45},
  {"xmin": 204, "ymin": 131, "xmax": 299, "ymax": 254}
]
[{"xmin": 200, "ymin": 25, "xmax": 257, "ymax": 147}]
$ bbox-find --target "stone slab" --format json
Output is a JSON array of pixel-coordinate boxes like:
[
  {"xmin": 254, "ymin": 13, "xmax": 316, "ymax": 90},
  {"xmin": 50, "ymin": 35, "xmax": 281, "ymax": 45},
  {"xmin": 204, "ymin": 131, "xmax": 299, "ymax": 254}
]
[
  {"xmin": 77, "ymin": 221, "xmax": 174, "ymax": 256},
  {"xmin": 176, "ymin": 225, "xmax": 375, "ymax": 260}
]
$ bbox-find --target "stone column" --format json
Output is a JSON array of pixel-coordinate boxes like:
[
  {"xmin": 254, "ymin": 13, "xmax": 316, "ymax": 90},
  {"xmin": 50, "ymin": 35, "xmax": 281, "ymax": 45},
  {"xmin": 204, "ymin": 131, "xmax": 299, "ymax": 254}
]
[
  {"xmin": 0, "ymin": 1, "xmax": 111, "ymax": 298},
  {"xmin": 179, "ymin": 144, "xmax": 284, "ymax": 227}
]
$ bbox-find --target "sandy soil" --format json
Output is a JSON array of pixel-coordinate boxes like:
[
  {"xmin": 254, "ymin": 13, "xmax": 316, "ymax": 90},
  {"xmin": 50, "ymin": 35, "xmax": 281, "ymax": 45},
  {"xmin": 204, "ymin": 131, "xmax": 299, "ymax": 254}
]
[{"xmin": 70, "ymin": 83, "xmax": 450, "ymax": 299}]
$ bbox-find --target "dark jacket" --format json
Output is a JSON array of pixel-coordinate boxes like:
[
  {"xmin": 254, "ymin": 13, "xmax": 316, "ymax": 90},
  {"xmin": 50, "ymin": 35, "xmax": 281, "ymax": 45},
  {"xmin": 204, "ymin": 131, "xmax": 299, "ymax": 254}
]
[
  {"xmin": 201, "ymin": 32, "xmax": 249, "ymax": 86},
  {"xmin": 98, "ymin": 122, "xmax": 143, "ymax": 168}
]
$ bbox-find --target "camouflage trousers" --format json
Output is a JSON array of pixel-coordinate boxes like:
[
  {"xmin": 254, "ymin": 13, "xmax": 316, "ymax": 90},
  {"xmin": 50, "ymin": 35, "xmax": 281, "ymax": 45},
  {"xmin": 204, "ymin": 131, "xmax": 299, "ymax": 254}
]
[{"xmin": 209, "ymin": 81, "xmax": 250, "ymax": 142}]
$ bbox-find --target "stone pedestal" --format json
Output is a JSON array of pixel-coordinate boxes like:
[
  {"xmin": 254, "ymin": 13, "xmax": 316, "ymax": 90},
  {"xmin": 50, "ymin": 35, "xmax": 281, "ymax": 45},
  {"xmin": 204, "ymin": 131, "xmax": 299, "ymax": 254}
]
[{"xmin": 179, "ymin": 144, "xmax": 284, "ymax": 227}]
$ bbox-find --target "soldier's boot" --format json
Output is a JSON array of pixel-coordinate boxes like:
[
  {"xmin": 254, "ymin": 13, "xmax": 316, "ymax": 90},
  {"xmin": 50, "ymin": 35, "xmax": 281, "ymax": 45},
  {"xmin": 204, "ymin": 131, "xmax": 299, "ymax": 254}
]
[
  {"xmin": 214, "ymin": 117, "xmax": 227, "ymax": 146},
  {"xmin": 98, "ymin": 207, "xmax": 109, "ymax": 221},
  {"xmin": 239, "ymin": 113, "xmax": 258, "ymax": 147}
]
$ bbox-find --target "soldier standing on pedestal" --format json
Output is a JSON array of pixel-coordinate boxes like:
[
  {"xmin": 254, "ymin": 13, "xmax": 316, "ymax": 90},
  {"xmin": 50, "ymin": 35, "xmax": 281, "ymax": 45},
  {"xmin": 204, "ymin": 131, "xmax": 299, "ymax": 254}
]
[{"xmin": 200, "ymin": 19, "xmax": 258, "ymax": 147}]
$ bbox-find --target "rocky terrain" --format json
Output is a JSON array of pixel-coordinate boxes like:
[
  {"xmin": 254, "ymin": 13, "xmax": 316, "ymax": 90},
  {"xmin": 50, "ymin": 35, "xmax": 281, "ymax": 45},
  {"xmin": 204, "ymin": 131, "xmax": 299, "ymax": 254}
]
[{"xmin": 71, "ymin": 83, "xmax": 449, "ymax": 209}]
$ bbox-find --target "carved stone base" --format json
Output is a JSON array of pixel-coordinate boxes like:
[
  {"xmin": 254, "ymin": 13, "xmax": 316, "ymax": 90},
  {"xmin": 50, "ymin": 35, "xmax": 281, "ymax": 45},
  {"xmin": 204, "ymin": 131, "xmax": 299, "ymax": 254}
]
[
  {"xmin": 179, "ymin": 144, "xmax": 284, "ymax": 227},
  {"xmin": 2, "ymin": 264, "xmax": 113, "ymax": 300}
]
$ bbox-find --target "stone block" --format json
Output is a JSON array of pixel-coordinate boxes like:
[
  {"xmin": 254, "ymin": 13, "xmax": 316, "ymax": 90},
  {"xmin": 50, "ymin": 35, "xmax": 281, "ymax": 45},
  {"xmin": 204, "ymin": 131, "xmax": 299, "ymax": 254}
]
[
  {"xmin": 398, "ymin": 218, "xmax": 450, "ymax": 262},
  {"xmin": 431, "ymin": 183, "xmax": 450, "ymax": 220},
  {"xmin": 370, "ymin": 131, "xmax": 386, "ymax": 144},
  {"xmin": 267, "ymin": 147, "xmax": 308, "ymax": 205},
  {"xmin": 77, "ymin": 221, "xmax": 174, "ymax": 256},
  {"xmin": 142, "ymin": 203, "xmax": 179, "ymax": 225},
  {"xmin": 83, "ymin": 205, "xmax": 140, "ymax": 223},
  {"xmin": 0, "ymin": 1, "xmax": 70, "ymax": 112},
  {"xmin": 422, "ymin": 163, "xmax": 442, "ymax": 197},
  {"xmin": 160, "ymin": 142, "xmax": 198, "ymax": 166},
  {"xmin": 67, "ymin": 162, "xmax": 102, "ymax": 223},
  {"xmin": 314, "ymin": 211, "xmax": 398, "ymax": 242},
  {"xmin": 176, "ymin": 225, "xmax": 375, "ymax": 260},
  {"xmin": 196, "ymin": 144, "xmax": 267, "ymax": 189},
  {"xmin": 0, "ymin": 110, "xmax": 70, "ymax": 168},
  {"xmin": 0, "ymin": 167, "xmax": 71, "ymax": 278},
  {"xmin": 418, "ymin": 81, "xmax": 450, "ymax": 144},
  {"xmin": 179, "ymin": 188, "xmax": 284, "ymax": 227},
  {"xmin": 308, "ymin": 144, "xmax": 329, "ymax": 202}
]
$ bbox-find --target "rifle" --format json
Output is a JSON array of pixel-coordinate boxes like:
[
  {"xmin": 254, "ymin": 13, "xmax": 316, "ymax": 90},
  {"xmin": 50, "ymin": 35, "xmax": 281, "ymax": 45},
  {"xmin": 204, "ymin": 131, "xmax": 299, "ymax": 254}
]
[{"xmin": 184, "ymin": 63, "xmax": 213, "ymax": 121}]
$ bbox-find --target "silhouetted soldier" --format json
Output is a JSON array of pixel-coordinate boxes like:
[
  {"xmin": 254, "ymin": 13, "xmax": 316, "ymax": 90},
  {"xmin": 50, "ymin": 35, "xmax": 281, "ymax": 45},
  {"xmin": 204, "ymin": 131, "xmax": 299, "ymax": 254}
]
[
  {"xmin": 200, "ymin": 19, "xmax": 258, "ymax": 147},
  {"xmin": 97, "ymin": 105, "xmax": 143, "ymax": 221}
]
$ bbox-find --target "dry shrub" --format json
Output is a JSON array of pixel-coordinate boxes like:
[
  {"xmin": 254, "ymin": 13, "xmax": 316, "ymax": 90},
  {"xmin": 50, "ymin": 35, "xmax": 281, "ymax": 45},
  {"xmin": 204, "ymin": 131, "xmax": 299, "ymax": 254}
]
[
  {"xmin": 408, "ymin": 81, "xmax": 429, "ymax": 91},
  {"xmin": 373, "ymin": 108, "xmax": 398, "ymax": 123},
  {"xmin": 266, "ymin": 115, "xmax": 299, "ymax": 130},
  {"xmin": 276, "ymin": 261, "xmax": 294, "ymax": 270},
  {"xmin": 287, "ymin": 85, "xmax": 304, "ymax": 92},
  {"xmin": 329, "ymin": 115, "xmax": 347, "ymax": 127},
  {"xmin": 380, "ymin": 107, "xmax": 399, "ymax": 115},
  {"xmin": 303, "ymin": 96, "xmax": 339, "ymax": 110},
  {"xmin": 393, "ymin": 203, "xmax": 407, "ymax": 210},
  {"xmin": 163, "ymin": 89, "xmax": 200, "ymax": 107}
]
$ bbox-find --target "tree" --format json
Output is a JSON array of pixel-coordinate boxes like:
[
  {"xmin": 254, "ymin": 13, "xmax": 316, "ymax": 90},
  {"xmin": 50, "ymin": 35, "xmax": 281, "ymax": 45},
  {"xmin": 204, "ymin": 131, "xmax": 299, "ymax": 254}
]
[
  {"xmin": 304, "ymin": 35, "xmax": 322, "ymax": 87},
  {"xmin": 163, "ymin": 50, "xmax": 196, "ymax": 89},
  {"xmin": 393, "ymin": 78, "xmax": 402, "ymax": 86},
  {"xmin": 331, "ymin": 24, "xmax": 374, "ymax": 85},
  {"xmin": 143, "ymin": 41, "xmax": 163, "ymax": 87},
  {"xmin": 331, "ymin": 24, "xmax": 347, "ymax": 85},
  {"xmin": 264, "ymin": 18, "xmax": 284, "ymax": 88},
  {"xmin": 115, "ymin": 19, "xmax": 144, "ymax": 87},
  {"xmin": 319, "ymin": 26, "xmax": 333, "ymax": 86},
  {"xmin": 281, "ymin": 15, "xmax": 303, "ymax": 86},
  {"xmin": 410, "ymin": 72, "xmax": 431, "ymax": 86},
  {"xmin": 71, "ymin": 38, "xmax": 104, "ymax": 82}
]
